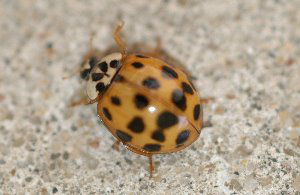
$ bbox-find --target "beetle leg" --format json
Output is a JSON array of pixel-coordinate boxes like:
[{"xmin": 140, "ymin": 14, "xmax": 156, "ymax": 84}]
[
  {"xmin": 112, "ymin": 139, "xmax": 121, "ymax": 151},
  {"xmin": 148, "ymin": 154, "xmax": 154, "ymax": 178},
  {"xmin": 69, "ymin": 96, "xmax": 99, "ymax": 107},
  {"xmin": 113, "ymin": 21, "xmax": 127, "ymax": 56},
  {"xmin": 87, "ymin": 96, "xmax": 99, "ymax": 104},
  {"xmin": 200, "ymin": 97, "xmax": 215, "ymax": 104},
  {"xmin": 121, "ymin": 144, "xmax": 155, "ymax": 177},
  {"xmin": 69, "ymin": 98, "xmax": 89, "ymax": 107},
  {"xmin": 83, "ymin": 32, "xmax": 96, "ymax": 63},
  {"xmin": 151, "ymin": 38, "xmax": 197, "ymax": 80},
  {"xmin": 135, "ymin": 37, "xmax": 162, "ymax": 58},
  {"xmin": 148, "ymin": 37, "xmax": 162, "ymax": 58},
  {"xmin": 202, "ymin": 120, "xmax": 213, "ymax": 128},
  {"xmin": 200, "ymin": 97, "xmax": 214, "ymax": 129}
]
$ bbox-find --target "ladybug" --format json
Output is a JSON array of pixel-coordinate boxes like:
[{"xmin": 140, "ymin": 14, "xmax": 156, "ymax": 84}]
[{"xmin": 80, "ymin": 23, "xmax": 203, "ymax": 177}]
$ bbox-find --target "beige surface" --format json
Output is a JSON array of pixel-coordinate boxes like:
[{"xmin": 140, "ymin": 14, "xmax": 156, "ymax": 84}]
[{"xmin": 0, "ymin": 0, "xmax": 300, "ymax": 194}]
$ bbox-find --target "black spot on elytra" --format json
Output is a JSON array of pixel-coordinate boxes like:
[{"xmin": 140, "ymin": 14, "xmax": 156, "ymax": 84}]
[
  {"xmin": 134, "ymin": 94, "xmax": 149, "ymax": 109},
  {"xmin": 96, "ymin": 82, "xmax": 106, "ymax": 92},
  {"xmin": 157, "ymin": 111, "xmax": 178, "ymax": 129},
  {"xmin": 193, "ymin": 104, "xmax": 200, "ymax": 120},
  {"xmin": 80, "ymin": 69, "xmax": 90, "ymax": 80},
  {"xmin": 143, "ymin": 77, "xmax": 160, "ymax": 89},
  {"xmin": 116, "ymin": 130, "xmax": 132, "ymax": 142},
  {"xmin": 162, "ymin": 66, "xmax": 178, "ymax": 79},
  {"xmin": 171, "ymin": 89, "xmax": 187, "ymax": 111},
  {"xmin": 92, "ymin": 73, "xmax": 104, "ymax": 81},
  {"xmin": 111, "ymin": 96, "xmax": 121, "ymax": 106},
  {"xmin": 114, "ymin": 75, "xmax": 125, "ymax": 82},
  {"xmin": 151, "ymin": 130, "xmax": 165, "ymax": 142},
  {"xmin": 110, "ymin": 60, "xmax": 119, "ymax": 68},
  {"xmin": 143, "ymin": 144, "xmax": 161, "ymax": 152},
  {"xmin": 176, "ymin": 130, "xmax": 190, "ymax": 146},
  {"xmin": 182, "ymin": 82, "xmax": 194, "ymax": 95},
  {"xmin": 136, "ymin": 54, "xmax": 149, "ymax": 58},
  {"xmin": 98, "ymin": 61, "xmax": 108, "ymax": 72},
  {"xmin": 132, "ymin": 62, "xmax": 144, "ymax": 68},
  {"xmin": 127, "ymin": 117, "xmax": 145, "ymax": 133},
  {"xmin": 103, "ymin": 107, "xmax": 112, "ymax": 121}
]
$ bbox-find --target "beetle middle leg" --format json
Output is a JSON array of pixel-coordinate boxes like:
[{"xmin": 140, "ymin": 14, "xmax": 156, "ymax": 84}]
[{"xmin": 112, "ymin": 139, "xmax": 121, "ymax": 151}]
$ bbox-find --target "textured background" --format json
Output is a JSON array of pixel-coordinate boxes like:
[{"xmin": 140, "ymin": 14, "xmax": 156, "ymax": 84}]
[{"xmin": 1, "ymin": 0, "xmax": 300, "ymax": 194}]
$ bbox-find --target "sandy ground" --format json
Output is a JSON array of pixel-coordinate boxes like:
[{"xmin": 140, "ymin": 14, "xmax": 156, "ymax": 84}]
[{"xmin": 0, "ymin": 0, "xmax": 300, "ymax": 194}]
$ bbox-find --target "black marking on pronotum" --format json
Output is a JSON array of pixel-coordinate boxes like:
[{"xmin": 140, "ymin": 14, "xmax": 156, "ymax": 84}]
[
  {"xmin": 92, "ymin": 73, "xmax": 104, "ymax": 81},
  {"xmin": 98, "ymin": 61, "xmax": 108, "ymax": 72},
  {"xmin": 80, "ymin": 69, "xmax": 90, "ymax": 80},
  {"xmin": 96, "ymin": 82, "xmax": 106, "ymax": 92},
  {"xmin": 89, "ymin": 56, "xmax": 98, "ymax": 68},
  {"xmin": 110, "ymin": 60, "xmax": 119, "ymax": 68}
]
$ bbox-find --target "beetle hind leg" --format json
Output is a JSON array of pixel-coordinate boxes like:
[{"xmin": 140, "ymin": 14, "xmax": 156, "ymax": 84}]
[
  {"xmin": 122, "ymin": 144, "xmax": 156, "ymax": 177},
  {"xmin": 147, "ymin": 154, "xmax": 155, "ymax": 178}
]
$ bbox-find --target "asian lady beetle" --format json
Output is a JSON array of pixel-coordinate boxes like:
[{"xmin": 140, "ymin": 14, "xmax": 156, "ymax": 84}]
[{"xmin": 80, "ymin": 23, "xmax": 203, "ymax": 177}]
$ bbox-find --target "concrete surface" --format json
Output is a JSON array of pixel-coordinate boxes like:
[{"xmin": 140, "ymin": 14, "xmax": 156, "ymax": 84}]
[{"xmin": 1, "ymin": 0, "xmax": 300, "ymax": 194}]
